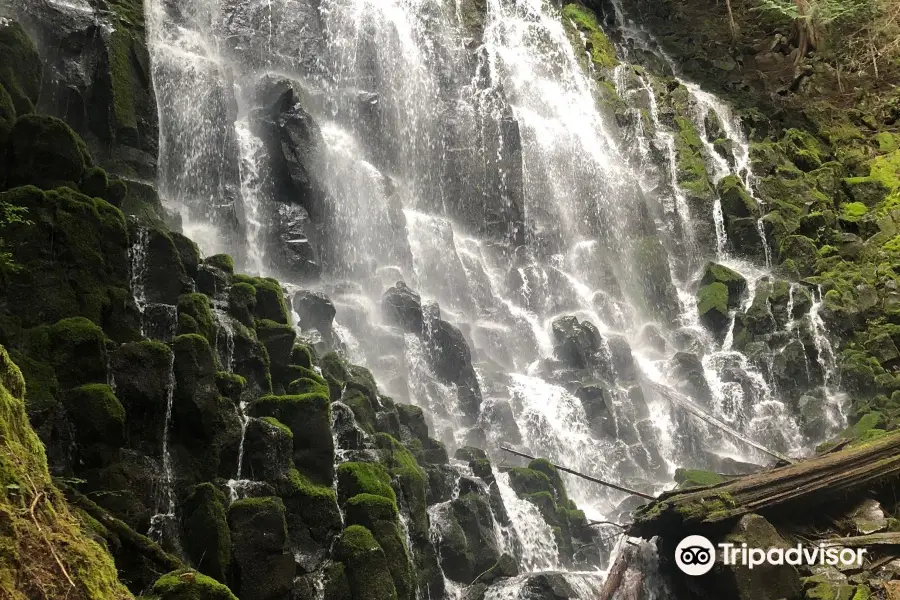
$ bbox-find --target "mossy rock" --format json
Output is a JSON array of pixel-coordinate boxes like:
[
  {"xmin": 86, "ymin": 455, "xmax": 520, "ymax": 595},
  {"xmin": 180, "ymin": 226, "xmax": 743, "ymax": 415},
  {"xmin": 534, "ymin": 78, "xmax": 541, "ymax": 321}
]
[
  {"xmin": 204, "ymin": 254, "xmax": 234, "ymax": 274},
  {"xmin": 782, "ymin": 128, "xmax": 824, "ymax": 172},
  {"xmin": 60, "ymin": 383, "xmax": 125, "ymax": 449},
  {"xmin": 697, "ymin": 282, "xmax": 730, "ymax": 335},
  {"xmin": 0, "ymin": 21, "xmax": 42, "ymax": 114},
  {"xmin": 631, "ymin": 235, "xmax": 680, "ymax": 321},
  {"xmin": 143, "ymin": 226, "xmax": 193, "ymax": 305},
  {"xmin": 227, "ymin": 282, "xmax": 257, "ymax": 328},
  {"xmin": 562, "ymin": 3, "xmax": 618, "ymax": 69},
  {"xmin": 717, "ymin": 175, "xmax": 758, "ymax": 220},
  {"xmin": 699, "ymin": 262, "xmax": 747, "ymax": 308},
  {"xmin": 337, "ymin": 462, "xmax": 397, "ymax": 506},
  {"xmin": 227, "ymin": 497, "xmax": 295, "ymax": 600},
  {"xmin": 0, "ymin": 186, "xmax": 132, "ymax": 337},
  {"xmin": 250, "ymin": 393, "xmax": 334, "ymax": 484},
  {"xmin": 0, "ymin": 345, "xmax": 133, "ymax": 600},
  {"xmin": 344, "ymin": 494, "xmax": 413, "ymax": 600},
  {"xmin": 278, "ymin": 468, "xmax": 342, "ymax": 546},
  {"xmin": 334, "ymin": 525, "xmax": 399, "ymax": 600},
  {"xmin": 170, "ymin": 233, "xmax": 200, "ymax": 279},
  {"xmin": 7, "ymin": 114, "xmax": 87, "ymax": 189},
  {"xmin": 256, "ymin": 319, "xmax": 296, "ymax": 372},
  {"xmin": 110, "ymin": 340, "xmax": 173, "ymax": 451},
  {"xmin": 214, "ymin": 371, "xmax": 246, "ymax": 404},
  {"xmin": 27, "ymin": 317, "xmax": 110, "ymax": 390},
  {"xmin": 152, "ymin": 570, "xmax": 237, "ymax": 600},
  {"xmin": 290, "ymin": 343, "xmax": 315, "ymax": 370},
  {"xmin": 177, "ymin": 294, "xmax": 215, "ymax": 345},
  {"xmin": 231, "ymin": 322, "xmax": 272, "ymax": 398},
  {"xmin": 507, "ymin": 467, "xmax": 555, "ymax": 497},
  {"xmin": 80, "ymin": 166, "xmax": 110, "ymax": 199},
  {"xmin": 779, "ymin": 235, "xmax": 819, "ymax": 276},
  {"xmin": 234, "ymin": 275, "xmax": 290, "ymax": 325},
  {"xmin": 528, "ymin": 458, "xmax": 569, "ymax": 505},
  {"xmin": 180, "ymin": 483, "xmax": 231, "ymax": 584}
]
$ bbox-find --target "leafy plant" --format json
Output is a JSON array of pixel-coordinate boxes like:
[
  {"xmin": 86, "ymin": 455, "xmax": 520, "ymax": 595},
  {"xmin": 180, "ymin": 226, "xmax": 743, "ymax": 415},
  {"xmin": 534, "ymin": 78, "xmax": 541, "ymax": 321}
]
[{"xmin": 753, "ymin": 0, "xmax": 876, "ymax": 60}]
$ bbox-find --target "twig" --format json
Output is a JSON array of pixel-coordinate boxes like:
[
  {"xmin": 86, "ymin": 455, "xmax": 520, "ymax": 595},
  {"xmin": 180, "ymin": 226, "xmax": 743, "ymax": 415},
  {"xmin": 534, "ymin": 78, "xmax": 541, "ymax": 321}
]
[
  {"xmin": 24, "ymin": 472, "xmax": 76, "ymax": 591},
  {"xmin": 587, "ymin": 520, "xmax": 629, "ymax": 529},
  {"xmin": 498, "ymin": 445, "xmax": 654, "ymax": 500}
]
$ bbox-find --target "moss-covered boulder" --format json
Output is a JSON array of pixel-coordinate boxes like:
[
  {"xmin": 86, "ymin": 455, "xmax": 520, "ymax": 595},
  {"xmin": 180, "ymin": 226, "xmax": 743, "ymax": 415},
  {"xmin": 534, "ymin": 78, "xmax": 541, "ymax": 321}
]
[
  {"xmin": 180, "ymin": 483, "xmax": 231, "ymax": 584},
  {"xmin": 250, "ymin": 392, "xmax": 334, "ymax": 484},
  {"xmin": 778, "ymin": 235, "xmax": 819, "ymax": 276},
  {"xmin": 278, "ymin": 468, "xmax": 342, "ymax": 550},
  {"xmin": 562, "ymin": 3, "xmax": 618, "ymax": 70},
  {"xmin": 0, "ymin": 22, "xmax": 43, "ymax": 115},
  {"xmin": 241, "ymin": 416, "xmax": 293, "ymax": 483},
  {"xmin": 227, "ymin": 282, "xmax": 256, "ymax": 328},
  {"xmin": 256, "ymin": 319, "xmax": 296, "ymax": 374},
  {"xmin": 231, "ymin": 323, "xmax": 272, "ymax": 397},
  {"xmin": 344, "ymin": 494, "xmax": 414, "ymax": 600},
  {"xmin": 111, "ymin": 340, "xmax": 173, "ymax": 452},
  {"xmin": 7, "ymin": 114, "xmax": 87, "ymax": 189},
  {"xmin": 334, "ymin": 525, "xmax": 399, "ymax": 600},
  {"xmin": 437, "ymin": 491, "xmax": 500, "ymax": 584},
  {"xmin": 177, "ymin": 294, "xmax": 215, "ymax": 344},
  {"xmin": 152, "ymin": 570, "xmax": 237, "ymax": 600},
  {"xmin": 142, "ymin": 226, "xmax": 194, "ymax": 305},
  {"xmin": 337, "ymin": 462, "xmax": 397, "ymax": 506},
  {"xmin": 235, "ymin": 276, "xmax": 290, "ymax": 325},
  {"xmin": 0, "ymin": 345, "xmax": 132, "ymax": 600},
  {"xmin": 0, "ymin": 186, "xmax": 133, "ymax": 338},
  {"xmin": 61, "ymin": 383, "xmax": 125, "ymax": 452},
  {"xmin": 700, "ymin": 262, "xmax": 747, "ymax": 308},
  {"xmin": 228, "ymin": 497, "xmax": 295, "ymax": 600},
  {"xmin": 697, "ymin": 282, "xmax": 730, "ymax": 336}
]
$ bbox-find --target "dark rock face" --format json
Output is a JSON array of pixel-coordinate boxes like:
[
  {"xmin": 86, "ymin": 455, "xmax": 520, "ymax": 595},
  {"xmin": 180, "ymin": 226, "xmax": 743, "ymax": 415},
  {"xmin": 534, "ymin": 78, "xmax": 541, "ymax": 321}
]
[
  {"xmin": 8, "ymin": 3, "xmax": 158, "ymax": 178},
  {"xmin": 293, "ymin": 290, "xmax": 337, "ymax": 334},
  {"xmin": 228, "ymin": 497, "xmax": 296, "ymax": 600},
  {"xmin": 423, "ymin": 310, "xmax": 483, "ymax": 422},
  {"xmin": 382, "ymin": 282, "xmax": 424, "ymax": 333}
]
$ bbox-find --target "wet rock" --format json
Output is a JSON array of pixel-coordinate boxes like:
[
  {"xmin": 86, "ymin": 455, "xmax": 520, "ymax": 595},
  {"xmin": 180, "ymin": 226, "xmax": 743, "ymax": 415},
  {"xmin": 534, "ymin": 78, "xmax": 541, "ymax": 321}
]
[
  {"xmin": 270, "ymin": 202, "xmax": 320, "ymax": 280},
  {"xmin": 181, "ymin": 483, "xmax": 231, "ymax": 583},
  {"xmin": 423, "ymin": 312, "xmax": 483, "ymax": 422},
  {"xmin": 334, "ymin": 525, "xmax": 398, "ymax": 600},
  {"xmin": 697, "ymin": 282, "xmax": 731, "ymax": 337},
  {"xmin": 521, "ymin": 573, "xmax": 579, "ymax": 599},
  {"xmin": 293, "ymin": 290, "xmax": 336, "ymax": 335},
  {"xmin": 606, "ymin": 334, "xmax": 637, "ymax": 381},
  {"xmin": 575, "ymin": 384, "xmax": 616, "ymax": 438},
  {"xmin": 438, "ymin": 492, "xmax": 500, "ymax": 584},
  {"xmin": 670, "ymin": 352, "xmax": 713, "ymax": 407},
  {"xmin": 231, "ymin": 323, "xmax": 273, "ymax": 398},
  {"xmin": 710, "ymin": 514, "xmax": 802, "ymax": 600},
  {"xmin": 143, "ymin": 226, "xmax": 194, "ymax": 305},
  {"xmin": 111, "ymin": 340, "xmax": 174, "ymax": 453},
  {"xmin": 639, "ymin": 324, "xmax": 667, "ymax": 353},
  {"xmin": 228, "ymin": 497, "xmax": 296, "ymax": 600},
  {"xmin": 382, "ymin": 281, "xmax": 424, "ymax": 333},
  {"xmin": 241, "ymin": 417, "xmax": 294, "ymax": 484},
  {"xmin": 551, "ymin": 316, "xmax": 603, "ymax": 371},
  {"xmin": 700, "ymin": 262, "xmax": 747, "ymax": 308},
  {"xmin": 252, "ymin": 78, "xmax": 325, "ymax": 217},
  {"xmin": 7, "ymin": 114, "xmax": 86, "ymax": 189}
]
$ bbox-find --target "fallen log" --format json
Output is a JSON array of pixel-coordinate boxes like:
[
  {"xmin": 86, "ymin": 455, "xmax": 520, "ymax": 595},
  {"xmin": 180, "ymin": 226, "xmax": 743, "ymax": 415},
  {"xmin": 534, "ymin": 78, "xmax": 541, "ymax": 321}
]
[
  {"xmin": 629, "ymin": 430, "xmax": 900, "ymax": 540},
  {"xmin": 822, "ymin": 532, "xmax": 900, "ymax": 548}
]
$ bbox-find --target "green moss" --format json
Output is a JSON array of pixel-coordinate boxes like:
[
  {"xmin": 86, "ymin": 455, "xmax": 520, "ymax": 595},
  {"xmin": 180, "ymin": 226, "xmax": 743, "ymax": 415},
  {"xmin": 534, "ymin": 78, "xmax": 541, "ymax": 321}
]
[
  {"xmin": 180, "ymin": 483, "xmax": 231, "ymax": 584},
  {"xmin": 109, "ymin": 29, "xmax": 137, "ymax": 131},
  {"xmin": 45, "ymin": 317, "xmax": 110, "ymax": 389},
  {"xmin": 674, "ymin": 468, "xmax": 726, "ymax": 488},
  {"xmin": 841, "ymin": 201, "xmax": 869, "ymax": 221},
  {"xmin": 562, "ymin": 3, "xmax": 618, "ymax": 69},
  {"xmin": 61, "ymin": 384, "xmax": 125, "ymax": 446},
  {"xmin": 279, "ymin": 468, "xmax": 342, "ymax": 544},
  {"xmin": 0, "ymin": 22, "xmax": 42, "ymax": 114},
  {"xmin": 673, "ymin": 116, "xmax": 713, "ymax": 198},
  {"xmin": 227, "ymin": 282, "xmax": 257, "ymax": 327},
  {"xmin": 260, "ymin": 416, "xmax": 293, "ymax": 438},
  {"xmin": 343, "ymin": 495, "xmax": 413, "ymax": 600},
  {"xmin": 527, "ymin": 459, "xmax": 569, "ymax": 505},
  {"xmin": 697, "ymin": 282, "xmax": 728, "ymax": 317},
  {"xmin": 334, "ymin": 525, "xmax": 399, "ymax": 600},
  {"xmin": 7, "ymin": 114, "xmax": 87, "ymax": 189},
  {"xmin": 251, "ymin": 392, "xmax": 333, "ymax": 484},
  {"xmin": 256, "ymin": 319, "xmax": 296, "ymax": 372},
  {"xmin": 214, "ymin": 371, "xmax": 246, "ymax": 404},
  {"xmin": 204, "ymin": 254, "xmax": 234, "ymax": 273},
  {"xmin": 507, "ymin": 467, "xmax": 555, "ymax": 497},
  {"xmin": 152, "ymin": 570, "xmax": 237, "ymax": 600},
  {"xmin": 80, "ymin": 166, "xmax": 110, "ymax": 199},
  {"xmin": 337, "ymin": 462, "xmax": 397, "ymax": 505},
  {"xmin": 234, "ymin": 275, "xmax": 290, "ymax": 325},
  {"xmin": 374, "ymin": 434, "xmax": 428, "ymax": 540},
  {"xmin": 0, "ymin": 345, "xmax": 132, "ymax": 600},
  {"xmin": 177, "ymin": 293, "xmax": 215, "ymax": 344},
  {"xmin": 782, "ymin": 128, "xmax": 824, "ymax": 171},
  {"xmin": 778, "ymin": 234, "xmax": 819, "ymax": 276},
  {"xmin": 699, "ymin": 262, "xmax": 747, "ymax": 308}
]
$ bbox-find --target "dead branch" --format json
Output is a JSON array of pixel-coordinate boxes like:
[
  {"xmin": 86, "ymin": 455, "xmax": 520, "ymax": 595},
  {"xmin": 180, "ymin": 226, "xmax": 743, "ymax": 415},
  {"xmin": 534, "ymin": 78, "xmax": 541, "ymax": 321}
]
[{"xmin": 498, "ymin": 445, "xmax": 655, "ymax": 500}]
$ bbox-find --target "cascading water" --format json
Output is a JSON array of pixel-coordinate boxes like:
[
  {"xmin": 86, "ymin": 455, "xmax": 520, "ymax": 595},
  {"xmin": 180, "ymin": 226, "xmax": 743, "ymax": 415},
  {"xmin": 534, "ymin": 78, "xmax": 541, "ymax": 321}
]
[
  {"xmin": 148, "ymin": 352, "xmax": 178, "ymax": 545},
  {"xmin": 144, "ymin": 0, "xmax": 851, "ymax": 595}
]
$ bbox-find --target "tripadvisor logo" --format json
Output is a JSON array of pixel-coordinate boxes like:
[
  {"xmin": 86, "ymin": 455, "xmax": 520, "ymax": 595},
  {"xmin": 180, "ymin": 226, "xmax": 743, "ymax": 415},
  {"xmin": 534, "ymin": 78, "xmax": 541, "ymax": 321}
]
[{"xmin": 675, "ymin": 535, "xmax": 867, "ymax": 576}]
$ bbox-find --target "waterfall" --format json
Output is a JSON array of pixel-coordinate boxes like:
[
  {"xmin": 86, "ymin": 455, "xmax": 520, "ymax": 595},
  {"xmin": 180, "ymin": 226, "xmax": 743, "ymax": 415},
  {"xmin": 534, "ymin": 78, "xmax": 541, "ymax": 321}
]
[
  {"xmin": 142, "ymin": 0, "xmax": 852, "ymax": 594},
  {"xmin": 226, "ymin": 400, "xmax": 250, "ymax": 503},
  {"xmin": 129, "ymin": 226, "xmax": 149, "ymax": 336}
]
